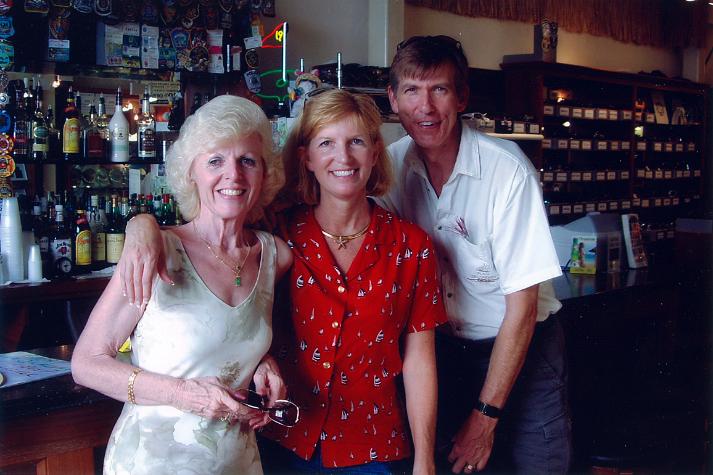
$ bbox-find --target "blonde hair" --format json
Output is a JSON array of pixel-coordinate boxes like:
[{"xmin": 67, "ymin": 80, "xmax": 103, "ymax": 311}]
[
  {"xmin": 282, "ymin": 88, "xmax": 392, "ymax": 205},
  {"xmin": 165, "ymin": 95, "xmax": 284, "ymax": 223}
]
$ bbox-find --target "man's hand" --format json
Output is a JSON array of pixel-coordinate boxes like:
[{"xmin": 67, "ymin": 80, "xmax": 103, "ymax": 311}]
[
  {"xmin": 119, "ymin": 214, "xmax": 170, "ymax": 310},
  {"xmin": 448, "ymin": 410, "xmax": 497, "ymax": 473}
]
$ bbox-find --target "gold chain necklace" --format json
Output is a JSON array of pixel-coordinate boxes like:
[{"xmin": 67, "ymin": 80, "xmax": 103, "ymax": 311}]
[
  {"xmin": 321, "ymin": 223, "xmax": 369, "ymax": 250},
  {"xmin": 193, "ymin": 221, "xmax": 252, "ymax": 287}
]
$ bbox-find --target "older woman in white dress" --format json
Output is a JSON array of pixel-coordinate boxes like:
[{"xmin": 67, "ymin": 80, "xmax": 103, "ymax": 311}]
[{"xmin": 71, "ymin": 95, "xmax": 293, "ymax": 475}]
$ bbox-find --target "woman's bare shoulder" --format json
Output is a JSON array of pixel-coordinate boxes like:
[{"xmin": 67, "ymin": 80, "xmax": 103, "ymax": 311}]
[{"xmin": 273, "ymin": 235, "xmax": 293, "ymax": 279}]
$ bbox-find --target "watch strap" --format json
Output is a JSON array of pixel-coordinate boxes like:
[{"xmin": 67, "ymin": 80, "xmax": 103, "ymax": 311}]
[{"xmin": 475, "ymin": 400, "xmax": 502, "ymax": 419}]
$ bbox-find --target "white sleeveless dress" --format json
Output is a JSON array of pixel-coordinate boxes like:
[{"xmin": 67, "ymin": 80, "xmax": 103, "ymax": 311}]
[{"xmin": 103, "ymin": 230, "xmax": 276, "ymax": 475}]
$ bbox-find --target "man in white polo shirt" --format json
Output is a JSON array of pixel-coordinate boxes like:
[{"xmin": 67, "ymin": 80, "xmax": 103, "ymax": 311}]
[{"xmin": 378, "ymin": 35, "xmax": 571, "ymax": 473}]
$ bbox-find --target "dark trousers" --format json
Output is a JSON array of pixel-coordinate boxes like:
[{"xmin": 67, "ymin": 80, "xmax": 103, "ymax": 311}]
[{"xmin": 435, "ymin": 316, "xmax": 572, "ymax": 474}]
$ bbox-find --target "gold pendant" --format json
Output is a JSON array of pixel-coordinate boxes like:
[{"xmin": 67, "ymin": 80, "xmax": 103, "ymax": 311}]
[{"xmin": 335, "ymin": 236, "xmax": 348, "ymax": 249}]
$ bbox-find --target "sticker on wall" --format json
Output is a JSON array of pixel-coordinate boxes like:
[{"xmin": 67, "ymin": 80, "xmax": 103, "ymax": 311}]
[
  {"xmin": 0, "ymin": 16, "xmax": 14, "ymax": 39},
  {"xmin": 244, "ymin": 69, "xmax": 261, "ymax": 93}
]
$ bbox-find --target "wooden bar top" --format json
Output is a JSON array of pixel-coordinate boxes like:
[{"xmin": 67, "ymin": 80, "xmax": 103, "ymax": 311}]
[{"xmin": 0, "ymin": 276, "xmax": 110, "ymax": 305}]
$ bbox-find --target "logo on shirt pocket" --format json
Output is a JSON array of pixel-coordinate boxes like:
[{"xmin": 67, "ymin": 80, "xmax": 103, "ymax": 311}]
[{"xmin": 440, "ymin": 215, "xmax": 499, "ymax": 285}]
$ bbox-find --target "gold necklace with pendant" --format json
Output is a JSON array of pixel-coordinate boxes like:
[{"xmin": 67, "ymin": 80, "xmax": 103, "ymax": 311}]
[
  {"xmin": 193, "ymin": 221, "xmax": 252, "ymax": 287},
  {"xmin": 320, "ymin": 223, "xmax": 369, "ymax": 250}
]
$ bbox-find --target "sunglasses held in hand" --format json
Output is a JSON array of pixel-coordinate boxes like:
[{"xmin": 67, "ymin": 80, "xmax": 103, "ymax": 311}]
[{"xmin": 232, "ymin": 388, "xmax": 300, "ymax": 427}]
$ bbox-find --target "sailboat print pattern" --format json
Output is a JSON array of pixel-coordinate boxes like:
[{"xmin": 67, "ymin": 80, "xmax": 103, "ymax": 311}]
[{"xmin": 263, "ymin": 204, "xmax": 448, "ymax": 468}]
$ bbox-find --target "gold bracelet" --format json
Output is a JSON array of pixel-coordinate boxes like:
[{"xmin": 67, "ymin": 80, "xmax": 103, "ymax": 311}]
[{"xmin": 128, "ymin": 368, "xmax": 142, "ymax": 404}]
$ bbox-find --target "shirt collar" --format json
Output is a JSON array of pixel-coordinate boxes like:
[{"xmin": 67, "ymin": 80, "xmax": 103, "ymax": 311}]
[{"xmin": 404, "ymin": 120, "xmax": 482, "ymax": 182}]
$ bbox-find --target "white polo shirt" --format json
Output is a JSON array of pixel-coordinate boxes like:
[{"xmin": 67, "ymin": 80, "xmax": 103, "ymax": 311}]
[{"xmin": 379, "ymin": 122, "xmax": 562, "ymax": 341}]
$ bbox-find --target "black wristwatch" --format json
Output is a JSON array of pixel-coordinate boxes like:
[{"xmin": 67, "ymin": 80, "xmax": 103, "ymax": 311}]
[{"xmin": 475, "ymin": 400, "xmax": 502, "ymax": 419}]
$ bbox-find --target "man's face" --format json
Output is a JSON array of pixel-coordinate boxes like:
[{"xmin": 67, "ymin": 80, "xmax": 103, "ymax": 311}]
[{"xmin": 388, "ymin": 64, "xmax": 467, "ymax": 154}]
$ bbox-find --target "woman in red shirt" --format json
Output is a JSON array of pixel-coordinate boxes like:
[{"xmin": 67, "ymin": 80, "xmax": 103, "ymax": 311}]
[
  {"xmin": 262, "ymin": 88, "xmax": 446, "ymax": 474},
  {"xmin": 119, "ymin": 89, "xmax": 446, "ymax": 474}
]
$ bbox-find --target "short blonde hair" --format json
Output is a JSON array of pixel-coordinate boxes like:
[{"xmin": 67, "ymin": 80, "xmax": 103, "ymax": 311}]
[
  {"xmin": 165, "ymin": 95, "xmax": 284, "ymax": 223},
  {"xmin": 282, "ymin": 88, "xmax": 392, "ymax": 205}
]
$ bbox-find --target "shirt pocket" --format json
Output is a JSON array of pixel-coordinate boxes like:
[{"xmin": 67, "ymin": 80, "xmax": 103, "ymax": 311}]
[{"xmin": 452, "ymin": 236, "xmax": 500, "ymax": 287}]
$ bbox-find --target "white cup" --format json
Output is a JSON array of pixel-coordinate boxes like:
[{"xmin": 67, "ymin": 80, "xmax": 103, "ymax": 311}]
[
  {"xmin": 0, "ymin": 198, "xmax": 23, "ymax": 282},
  {"xmin": 0, "ymin": 197, "xmax": 20, "ymax": 229},
  {"xmin": 28, "ymin": 244, "xmax": 43, "ymax": 282}
]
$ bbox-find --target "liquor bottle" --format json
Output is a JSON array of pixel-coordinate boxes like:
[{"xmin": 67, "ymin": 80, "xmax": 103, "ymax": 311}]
[
  {"xmin": 106, "ymin": 196, "xmax": 125, "ymax": 264},
  {"xmin": 62, "ymin": 87, "xmax": 81, "ymax": 160},
  {"xmin": 75, "ymin": 92, "xmax": 89, "ymax": 158},
  {"xmin": 46, "ymin": 105, "xmax": 60, "ymax": 156},
  {"xmin": 159, "ymin": 193, "xmax": 174, "ymax": 226},
  {"xmin": 152, "ymin": 193, "xmax": 162, "ymax": 218},
  {"xmin": 126, "ymin": 193, "xmax": 139, "ymax": 221},
  {"xmin": 84, "ymin": 103, "xmax": 105, "ymax": 158},
  {"xmin": 96, "ymin": 93, "xmax": 110, "ymax": 158},
  {"xmin": 31, "ymin": 96, "xmax": 50, "ymax": 160},
  {"xmin": 120, "ymin": 191, "xmax": 130, "ymax": 218},
  {"xmin": 46, "ymin": 191, "xmax": 56, "ymax": 217},
  {"xmin": 31, "ymin": 202, "xmax": 50, "ymax": 272},
  {"xmin": 12, "ymin": 87, "xmax": 30, "ymax": 160},
  {"xmin": 138, "ymin": 194, "xmax": 148, "ymax": 214},
  {"xmin": 62, "ymin": 189, "xmax": 75, "ymax": 224},
  {"xmin": 33, "ymin": 76, "xmax": 43, "ymax": 108},
  {"xmin": 109, "ymin": 88, "xmax": 129, "ymax": 162},
  {"xmin": 105, "ymin": 193, "xmax": 114, "ymax": 217},
  {"xmin": 137, "ymin": 87, "xmax": 156, "ymax": 159},
  {"xmin": 89, "ymin": 195, "xmax": 107, "ymax": 267},
  {"xmin": 98, "ymin": 195, "xmax": 109, "ymax": 226},
  {"xmin": 167, "ymin": 92, "xmax": 184, "ymax": 131},
  {"xmin": 73, "ymin": 208, "xmax": 92, "ymax": 272},
  {"xmin": 50, "ymin": 204, "xmax": 74, "ymax": 278}
]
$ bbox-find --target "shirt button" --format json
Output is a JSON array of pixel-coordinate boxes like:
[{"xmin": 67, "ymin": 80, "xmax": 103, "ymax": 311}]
[
  {"xmin": 447, "ymin": 292, "xmax": 453, "ymax": 298},
  {"xmin": 323, "ymin": 362, "xmax": 331, "ymax": 369},
  {"xmin": 437, "ymin": 225, "xmax": 443, "ymax": 230},
  {"xmin": 320, "ymin": 403, "xmax": 326, "ymax": 408},
  {"xmin": 337, "ymin": 285, "xmax": 346, "ymax": 293},
  {"xmin": 331, "ymin": 321, "xmax": 339, "ymax": 329}
]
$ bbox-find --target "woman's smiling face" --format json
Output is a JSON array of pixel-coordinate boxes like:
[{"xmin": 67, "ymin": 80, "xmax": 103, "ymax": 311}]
[
  {"xmin": 301, "ymin": 115, "xmax": 378, "ymax": 203},
  {"xmin": 190, "ymin": 132, "xmax": 265, "ymax": 221}
]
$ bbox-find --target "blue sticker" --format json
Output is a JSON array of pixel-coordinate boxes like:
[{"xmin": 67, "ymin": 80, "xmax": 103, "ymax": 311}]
[{"xmin": 0, "ymin": 17, "xmax": 14, "ymax": 39}]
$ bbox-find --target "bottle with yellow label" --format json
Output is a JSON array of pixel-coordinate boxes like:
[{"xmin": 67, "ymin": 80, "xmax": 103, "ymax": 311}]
[
  {"xmin": 73, "ymin": 209, "xmax": 92, "ymax": 273},
  {"xmin": 62, "ymin": 87, "xmax": 80, "ymax": 160}
]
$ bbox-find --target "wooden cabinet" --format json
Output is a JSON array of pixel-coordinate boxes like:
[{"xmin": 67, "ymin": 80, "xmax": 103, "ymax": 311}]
[{"xmin": 501, "ymin": 62, "xmax": 707, "ymax": 236}]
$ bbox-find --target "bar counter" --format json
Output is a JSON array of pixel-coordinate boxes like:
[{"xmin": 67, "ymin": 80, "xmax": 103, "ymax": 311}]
[
  {"xmin": 0, "ymin": 241, "xmax": 709, "ymax": 472},
  {"xmin": 0, "ymin": 346, "xmax": 122, "ymax": 474}
]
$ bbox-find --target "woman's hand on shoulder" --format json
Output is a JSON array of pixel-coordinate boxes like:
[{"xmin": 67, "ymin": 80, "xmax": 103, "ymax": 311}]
[
  {"xmin": 274, "ymin": 235, "xmax": 293, "ymax": 280},
  {"xmin": 119, "ymin": 214, "xmax": 172, "ymax": 311}
]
